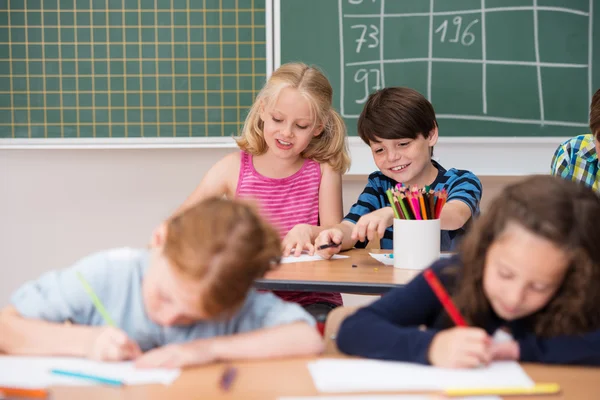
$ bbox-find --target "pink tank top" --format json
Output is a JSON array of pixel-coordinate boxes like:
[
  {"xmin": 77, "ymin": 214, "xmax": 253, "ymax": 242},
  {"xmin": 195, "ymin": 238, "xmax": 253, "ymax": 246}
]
[
  {"xmin": 235, "ymin": 151, "xmax": 342, "ymax": 307},
  {"xmin": 236, "ymin": 151, "xmax": 321, "ymax": 237}
]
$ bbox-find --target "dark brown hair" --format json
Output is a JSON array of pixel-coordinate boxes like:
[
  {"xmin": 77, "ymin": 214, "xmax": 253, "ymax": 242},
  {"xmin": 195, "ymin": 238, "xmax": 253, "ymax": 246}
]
[
  {"xmin": 163, "ymin": 197, "xmax": 281, "ymax": 318},
  {"xmin": 452, "ymin": 175, "xmax": 600, "ymax": 337},
  {"xmin": 357, "ymin": 87, "xmax": 438, "ymax": 146},
  {"xmin": 591, "ymin": 88, "xmax": 600, "ymax": 140}
]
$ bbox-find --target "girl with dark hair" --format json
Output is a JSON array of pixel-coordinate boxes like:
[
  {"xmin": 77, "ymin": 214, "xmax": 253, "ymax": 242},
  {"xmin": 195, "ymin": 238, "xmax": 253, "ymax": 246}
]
[{"xmin": 337, "ymin": 175, "xmax": 600, "ymax": 368}]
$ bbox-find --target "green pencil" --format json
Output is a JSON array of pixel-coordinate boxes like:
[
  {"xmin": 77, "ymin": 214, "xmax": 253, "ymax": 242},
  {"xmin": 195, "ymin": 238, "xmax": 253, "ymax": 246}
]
[{"xmin": 76, "ymin": 271, "xmax": 117, "ymax": 327}]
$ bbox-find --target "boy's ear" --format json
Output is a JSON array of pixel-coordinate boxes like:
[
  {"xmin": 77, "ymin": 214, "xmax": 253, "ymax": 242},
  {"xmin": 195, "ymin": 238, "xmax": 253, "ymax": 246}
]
[
  {"xmin": 427, "ymin": 126, "xmax": 439, "ymax": 147},
  {"xmin": 151, "ymin": 222, "xmax": 168, "ymax": 248}
]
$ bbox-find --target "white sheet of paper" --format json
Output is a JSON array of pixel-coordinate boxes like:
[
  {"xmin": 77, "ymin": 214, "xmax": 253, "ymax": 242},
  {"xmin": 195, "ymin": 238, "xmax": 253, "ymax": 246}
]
[
  {"xmin": 369, "ymin": 253, "xmax": 394, "ymax": 266},
  {"xmin": 279, "ymin": 396, "xmax": 499, "ymax": 400},
  {"xmin": 307, "ymin": 359, "xmax": 533, "ymax": 393},
  {"xmin": 0, "ymin": 356, "xmax": 180, "ymax": 387},
  {"xmin": 281, "ymin": 253, "xmax": 349, "ymax": 264}
]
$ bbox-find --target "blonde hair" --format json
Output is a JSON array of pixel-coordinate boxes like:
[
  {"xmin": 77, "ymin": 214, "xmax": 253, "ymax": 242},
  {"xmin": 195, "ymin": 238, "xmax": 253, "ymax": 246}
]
[
  {"xmin": 163, "ymin": 197, "xmax": 282, "ymax": 318},
  {"xmin": 236, "ymin": 63, "xmax": 350, "ymax": 173}
]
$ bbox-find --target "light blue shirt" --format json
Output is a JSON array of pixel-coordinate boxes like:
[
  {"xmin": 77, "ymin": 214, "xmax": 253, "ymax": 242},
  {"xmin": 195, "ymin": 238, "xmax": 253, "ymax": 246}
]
[{"xmin": 11, "ymin": 248, "xmax": 315, "ymax": 351}]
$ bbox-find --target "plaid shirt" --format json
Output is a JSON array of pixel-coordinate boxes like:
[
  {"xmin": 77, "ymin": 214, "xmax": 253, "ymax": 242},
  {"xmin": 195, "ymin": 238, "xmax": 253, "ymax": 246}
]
[{"xmin": 551, "ymin": 134, "xmax": 599, "ymax": 192}]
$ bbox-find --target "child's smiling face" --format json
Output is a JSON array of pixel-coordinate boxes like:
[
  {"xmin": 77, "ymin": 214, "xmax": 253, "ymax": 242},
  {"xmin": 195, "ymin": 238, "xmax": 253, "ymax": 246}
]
[
  {"xmin": 369, "ymin": 128, "xmax": 438, "ymax": 186},
  {"xmin": 259, "ymin": 87, "xmax": 322, "ymax": 162},
  {"xmin": 483, "ymin": 221, "xmax": 570, "ymax": 321}
]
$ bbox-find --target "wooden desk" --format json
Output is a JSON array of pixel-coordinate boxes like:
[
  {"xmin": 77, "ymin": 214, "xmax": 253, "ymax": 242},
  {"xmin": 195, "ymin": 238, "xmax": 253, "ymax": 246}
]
[
  {"xmin": 48, "ymin": 357, "xmax": 600, "ymax": 400},
  {"xmin": 255, "ymin": 249, "xmax": 422, "ymax": 294}
]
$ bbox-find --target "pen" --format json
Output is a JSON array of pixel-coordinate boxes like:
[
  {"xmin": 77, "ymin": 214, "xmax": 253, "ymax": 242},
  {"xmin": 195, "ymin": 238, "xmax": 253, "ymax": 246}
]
[
  {"xmin": 219, "ymin": 366, "xmax": 237, "ymax": 391},
  {"xmin": 76, "ymin": 271, "xmax": 117, "ymax": 327},
  {"xmin": 423, "ymin": 269, "xmax": 467, "ymax": 326},
  {"xmin": 0, "ymin": 387, "xmax": 48, "ymax": 399},
  {"xmin": 445, "ymin": 382, "xmax": 561, "ymax": 397},
  {"xmin": 50, "ymin": 369, "xmax": 124, "ymax": 387},
  {"xmin": 317, "ymin": 242, "xmax": 341, "ymax": 250}
]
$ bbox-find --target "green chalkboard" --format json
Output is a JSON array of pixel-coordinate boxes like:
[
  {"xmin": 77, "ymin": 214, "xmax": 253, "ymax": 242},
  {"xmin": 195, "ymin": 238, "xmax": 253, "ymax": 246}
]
[
  {"xmin": 281, "ymin": 0, "xmax": 600, "ymax": 137},
  {"xmin": 0, "ymin": 0, "xmax": 266, "ymax": 139}
]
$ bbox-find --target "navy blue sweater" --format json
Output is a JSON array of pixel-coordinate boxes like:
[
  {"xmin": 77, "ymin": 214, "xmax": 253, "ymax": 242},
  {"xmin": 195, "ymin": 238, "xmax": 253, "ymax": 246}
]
[{"xmin": 336, "ymin": 257, "xmax": 600, "ymax": 366}]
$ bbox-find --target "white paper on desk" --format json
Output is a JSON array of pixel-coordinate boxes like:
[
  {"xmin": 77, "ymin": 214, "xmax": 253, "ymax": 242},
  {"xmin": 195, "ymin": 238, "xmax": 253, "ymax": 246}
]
[
  {"xmin": 280, "ymin": 396, "xmax": 499, "ymax": 400},
  {"xmin": 281, "ymin": 253, "xmax": 349, "ymax": 264},
  {"xmin": 369, "ymin": 253, "xmax": 394, "ymax": 266},
  {"xmin": 0, "ymin": 356, "xmax": 180, "ymax": 387},
  {"xmin": 307, "ymin": 359, "xmax": 533, "ymax": 393}
]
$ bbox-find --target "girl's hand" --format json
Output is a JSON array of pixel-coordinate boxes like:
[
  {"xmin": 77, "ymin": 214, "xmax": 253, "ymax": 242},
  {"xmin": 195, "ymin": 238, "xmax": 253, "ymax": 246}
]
[
  {"xmin": 136, "ymin": 341, "xmax": 216, "ymax": 369},
  {"xmin": 88, "ymin": 326, "xmax": 142, "ymax": 362},
  {"xmin": 314, "ymin": 228, "xmax": 343, "ymax": 260},
  {"xmin": 490, "ymin": 340, "xmax": 520, "ymax": 361},
  {"xmin": 282, "ymin": 224, "xmax": 315, "ymax": 257},
  {"xmin": 351, "ymin": 207, "xmax": 395, "ymax": 243},
  {"xmin": 428, "ymin": 327, "xmax": 492, "ymax": 368}
]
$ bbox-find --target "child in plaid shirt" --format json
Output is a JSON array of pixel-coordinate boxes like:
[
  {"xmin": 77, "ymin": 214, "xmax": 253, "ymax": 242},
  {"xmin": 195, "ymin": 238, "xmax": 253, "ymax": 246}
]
[{"xmin": 551, "ymin": 88, "xmax": 600, "ymax": 192}]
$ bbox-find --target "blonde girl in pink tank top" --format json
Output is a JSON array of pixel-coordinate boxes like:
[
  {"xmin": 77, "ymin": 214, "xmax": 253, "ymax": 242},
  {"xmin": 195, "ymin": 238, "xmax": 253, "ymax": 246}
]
[{"xmin": 171, "ymin": 63, "xmax": 351, "ymax": 317}]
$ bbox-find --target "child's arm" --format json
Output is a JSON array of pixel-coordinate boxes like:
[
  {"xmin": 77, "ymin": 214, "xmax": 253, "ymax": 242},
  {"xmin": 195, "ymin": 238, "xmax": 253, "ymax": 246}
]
[
  {"xmin": 440, "ymin": 201, "xmax": 474, "ymax": 231},
  {"xmin": 0, "ymin": 306, "xmax": 141, "ymax": 360},
  {"xmin": 336, "ymin": 267, "xmax": 441, "ymax": 364},
  {"xmin": 314, "ymin": 221, "xmax": 357, "ymax": 259},
  {"xmin": 3, "ymin": 251, "xmax": 142, "ymax": 360},
  {"xmin": 0, "ymin": 306, "xmax": 96, "ymax": 356},
  {"xmin": 172, "ymin": 152, "xmax": 240, "ymax": 216},
  {"xmin": 318, "ymin": 162, "xmax": 344, "ymax": 227},
  {"xmin": 441, "ymin": 172, "xmax": 483, "ymax": 231},
  {"xmin": 550, "ymin": 141, "xmax": 571, "ymax": 178},
  {"xmin": 315, "ymin": 206, "xmax": 396, "ymax": 259},
  {"xmin": 136, "ymin": 322, "xmax": 322, "ymax": 368},
  {"xmin": 516, "ymin": 329, "xmax": 600, "ymax": 366},
  {"xmin": 136, "ymin": 292, "xmax": 323, "ymax": 368},
  {"xmin": 336, "ymin": 258, "xmax": 490, "ymax": 366},
  {"xmin": 208, "ymin": 321, "xmax": 323, "ymax": 360},
  {"xmin": 315, "ymin": 174, "xmax": 391, "ymax": 258}
]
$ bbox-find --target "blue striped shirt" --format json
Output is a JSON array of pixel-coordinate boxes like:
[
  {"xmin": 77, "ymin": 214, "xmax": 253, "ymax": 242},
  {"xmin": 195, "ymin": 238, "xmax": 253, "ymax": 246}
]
[{"xmin": 343, "ymin": 160, "xmax": 482, "ymax": 251}]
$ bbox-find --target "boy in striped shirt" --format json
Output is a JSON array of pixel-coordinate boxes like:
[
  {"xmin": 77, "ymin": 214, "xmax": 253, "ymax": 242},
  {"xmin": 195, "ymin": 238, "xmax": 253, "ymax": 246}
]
[{"xmin": 316, "ymin": 87, "xmax": 482, "ymax": 255}]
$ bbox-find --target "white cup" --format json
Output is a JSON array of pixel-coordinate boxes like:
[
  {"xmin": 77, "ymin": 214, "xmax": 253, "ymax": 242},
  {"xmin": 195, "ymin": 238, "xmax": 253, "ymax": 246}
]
[{"xmin": 393, "ymin": 218, "xmax": 441, "ymax": 270}]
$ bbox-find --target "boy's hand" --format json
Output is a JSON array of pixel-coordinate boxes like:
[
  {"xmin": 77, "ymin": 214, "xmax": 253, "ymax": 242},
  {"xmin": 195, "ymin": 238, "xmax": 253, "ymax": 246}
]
[
  {"xmin": 314, "ymin": 228, "xmax": 343, "ymax": 260},
  {"xmin": 351, "ymin": 207, "xmax": 395, "ymax": 243},
  {"xmin": 88, "ymin": 326, "xmax": 142, "ymax": 362},
  {"xmin": 136, "ymin": 340, "xmax": 216, "ymax": 369},
  {"xmin": 490, "ymin": 340, "xmax": 520, "ymax": 361},
  {"xmin": 282, "ymin": 224, "xmax": 315, "ymax": 257},
  {"xmin": 428, "ymin": 327, "xmax": 492, "ymax": 368}
]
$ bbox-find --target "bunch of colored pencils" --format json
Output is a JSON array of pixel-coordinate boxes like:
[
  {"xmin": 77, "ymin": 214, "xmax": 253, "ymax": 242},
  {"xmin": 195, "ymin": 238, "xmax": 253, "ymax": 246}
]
[{"xmin": 386, "ymin": 185, "xmax": 447, "ymax": 220}]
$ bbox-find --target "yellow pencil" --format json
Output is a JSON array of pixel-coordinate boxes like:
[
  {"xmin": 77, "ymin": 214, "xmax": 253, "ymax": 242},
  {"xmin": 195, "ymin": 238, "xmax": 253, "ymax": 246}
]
[
  {"xmin": 445, "ymin": 383, "xmax": 560, "ymax": 397},
  {"xmin": 76, "ymin": 271, "xmax": 117, "ymax": 327}
]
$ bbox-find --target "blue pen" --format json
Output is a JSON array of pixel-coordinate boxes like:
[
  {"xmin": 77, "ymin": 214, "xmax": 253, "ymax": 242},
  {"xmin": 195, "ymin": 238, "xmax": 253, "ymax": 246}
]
[{"xmin": 50, "ymin": 369, "xmax": 124, "ymax": 387}]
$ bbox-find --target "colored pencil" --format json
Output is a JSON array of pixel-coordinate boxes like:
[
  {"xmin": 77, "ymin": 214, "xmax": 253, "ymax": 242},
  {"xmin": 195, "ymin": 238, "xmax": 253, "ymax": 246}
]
[
  {"xmin": 423, "ymin": 269, "xmax": 467, "ymax": 326},
  {"xmin": 50, "ymin": 369, "xmax": 124, "ymax": 387},
  {"xmin": 76, "ymin": 272, "xmax": 117, "ymax": 327}
]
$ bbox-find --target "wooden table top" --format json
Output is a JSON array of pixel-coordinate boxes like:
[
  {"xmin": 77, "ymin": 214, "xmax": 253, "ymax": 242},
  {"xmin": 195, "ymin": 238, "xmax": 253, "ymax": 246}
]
[
  {"xmin": 48, "ymin": 357, "xmax": 600, "ymax": 400},
  {"xmin": 255, "ymin": 249, "xmax": 424, "ymax": 294}
]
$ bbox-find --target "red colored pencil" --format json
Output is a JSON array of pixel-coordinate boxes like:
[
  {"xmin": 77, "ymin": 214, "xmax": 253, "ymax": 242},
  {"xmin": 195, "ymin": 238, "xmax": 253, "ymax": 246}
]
[{"xmin": 423, "ymin": 269, "xmax": 468, "ymax": 326}]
